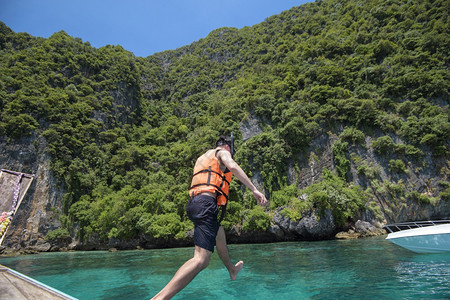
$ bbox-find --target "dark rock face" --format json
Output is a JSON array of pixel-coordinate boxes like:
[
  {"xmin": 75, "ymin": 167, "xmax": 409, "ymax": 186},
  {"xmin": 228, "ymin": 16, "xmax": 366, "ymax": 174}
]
[
  {"xmin": 1, "ymin": 134, "xmax": 65, "ymax": 253},
  {"xmin": 272, "ymin": 208, "xmax": 336, "ymax": 240}
]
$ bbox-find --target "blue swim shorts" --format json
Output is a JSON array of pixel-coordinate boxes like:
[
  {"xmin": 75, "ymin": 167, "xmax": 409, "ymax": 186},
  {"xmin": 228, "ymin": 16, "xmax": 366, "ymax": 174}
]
[{"xmin": 186, "ymin": 194, "xmax": 219, "ymax": 252}]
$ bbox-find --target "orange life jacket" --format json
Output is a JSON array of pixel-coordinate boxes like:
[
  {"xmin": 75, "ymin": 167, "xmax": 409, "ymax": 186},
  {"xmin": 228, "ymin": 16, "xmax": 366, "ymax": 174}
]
[{"xmin": 189, "ymin": 148, "xmax": 232, "ymax": 206}]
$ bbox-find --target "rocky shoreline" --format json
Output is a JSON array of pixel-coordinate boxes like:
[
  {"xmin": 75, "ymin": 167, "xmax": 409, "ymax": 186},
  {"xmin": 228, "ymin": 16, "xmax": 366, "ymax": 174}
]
[{"xmin": 0, "ymin": 214, "xmax": 386, "ymax": 257}]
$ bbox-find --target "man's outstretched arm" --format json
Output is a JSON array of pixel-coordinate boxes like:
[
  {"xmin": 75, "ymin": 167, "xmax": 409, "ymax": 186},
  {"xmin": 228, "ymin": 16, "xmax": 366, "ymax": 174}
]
[{"xmin": 218, "ymin": 150, "xmax": 268, "ymax": 206}]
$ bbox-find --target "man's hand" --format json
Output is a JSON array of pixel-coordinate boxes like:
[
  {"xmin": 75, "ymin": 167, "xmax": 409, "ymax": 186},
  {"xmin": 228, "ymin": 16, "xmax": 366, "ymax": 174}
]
[{"xmin": 253, "ymin": 190, "xmax": 268, "ymax": 207}]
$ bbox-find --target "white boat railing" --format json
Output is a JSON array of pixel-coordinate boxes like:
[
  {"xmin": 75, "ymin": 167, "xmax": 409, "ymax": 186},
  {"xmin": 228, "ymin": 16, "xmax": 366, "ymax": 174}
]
[{"xmin": 384, "ymin": 220, "xmax": 450, "ymax": 233}]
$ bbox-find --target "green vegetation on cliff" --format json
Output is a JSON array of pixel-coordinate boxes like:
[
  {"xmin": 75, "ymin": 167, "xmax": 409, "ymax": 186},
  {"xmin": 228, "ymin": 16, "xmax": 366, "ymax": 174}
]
[{"xmin": 0, "ymin": 0, "xmax": 448, "ymax": 242}]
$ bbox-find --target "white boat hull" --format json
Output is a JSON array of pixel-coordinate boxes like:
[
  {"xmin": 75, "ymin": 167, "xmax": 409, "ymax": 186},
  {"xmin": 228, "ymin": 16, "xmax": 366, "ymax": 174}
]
[{"xmin": 386, "ymin": 224, "xmax": 450, "ymax": 253}]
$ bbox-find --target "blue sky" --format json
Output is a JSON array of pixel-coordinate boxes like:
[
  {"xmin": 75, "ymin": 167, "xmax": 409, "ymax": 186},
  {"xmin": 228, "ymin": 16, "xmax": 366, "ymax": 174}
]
[{"xmin": 0, "ymin": 0, "xmax": 311, "ymax": 57}]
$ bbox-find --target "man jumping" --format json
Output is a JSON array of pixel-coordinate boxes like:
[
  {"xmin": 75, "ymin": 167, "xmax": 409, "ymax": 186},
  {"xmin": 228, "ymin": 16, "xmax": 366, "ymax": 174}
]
[{"xmin": 152, "ymin": 135, "xmax": 267, "ymax": 299}]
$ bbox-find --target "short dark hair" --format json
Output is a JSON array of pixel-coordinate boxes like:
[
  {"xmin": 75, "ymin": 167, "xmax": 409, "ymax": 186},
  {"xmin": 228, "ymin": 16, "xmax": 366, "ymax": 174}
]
[{"xmin": 215, "ymin": 136, "xmax": 231, "ymax": 148}]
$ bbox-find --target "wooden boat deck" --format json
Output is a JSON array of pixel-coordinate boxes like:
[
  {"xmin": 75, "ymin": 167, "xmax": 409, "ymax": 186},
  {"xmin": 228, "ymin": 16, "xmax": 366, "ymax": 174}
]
[{"xmin": 0, "ymin": 264, "xmax": 77, "ymax": 300}]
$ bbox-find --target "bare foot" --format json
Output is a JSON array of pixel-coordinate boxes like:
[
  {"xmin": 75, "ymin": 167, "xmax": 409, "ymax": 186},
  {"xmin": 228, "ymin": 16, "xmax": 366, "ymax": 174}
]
[{"xmin": 230, "ymin": 261, "xmax": 244, "ymax": 280}]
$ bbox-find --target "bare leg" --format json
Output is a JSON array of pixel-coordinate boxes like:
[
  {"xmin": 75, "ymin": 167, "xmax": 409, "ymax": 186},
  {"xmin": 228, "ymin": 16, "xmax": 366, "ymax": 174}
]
[
  {"xmin": 216, "ymin": 226, "xmax": 243, "ymax": 280},
  {"xmin": 152, "ymin": 246, "xmax": 212, "ymax": 300}
]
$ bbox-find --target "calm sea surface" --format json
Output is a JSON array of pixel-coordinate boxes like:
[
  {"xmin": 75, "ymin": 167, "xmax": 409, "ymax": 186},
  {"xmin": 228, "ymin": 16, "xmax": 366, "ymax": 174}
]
[{"xmin": 1, "ymin": 236, "xmax": 449, "ymax": 299}]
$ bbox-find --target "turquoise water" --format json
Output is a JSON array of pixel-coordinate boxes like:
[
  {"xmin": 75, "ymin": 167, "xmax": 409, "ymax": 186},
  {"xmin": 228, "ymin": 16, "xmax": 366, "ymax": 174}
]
[{"xmin": 1, "ymin": 236, "xmax": 449, "ymax": 299}]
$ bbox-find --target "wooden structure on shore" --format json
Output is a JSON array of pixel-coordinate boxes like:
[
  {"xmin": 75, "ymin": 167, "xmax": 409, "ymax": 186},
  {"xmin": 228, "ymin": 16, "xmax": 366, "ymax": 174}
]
[{"xmin": 0, "ymin": 169, "xmax": 34, "ymax": 246}]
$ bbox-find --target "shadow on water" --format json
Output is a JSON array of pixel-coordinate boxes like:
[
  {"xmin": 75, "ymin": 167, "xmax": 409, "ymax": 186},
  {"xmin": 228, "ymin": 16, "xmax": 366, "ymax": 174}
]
[{"xmin": 1, "ymin": 236, "xmax": 449, "ymax": 299}]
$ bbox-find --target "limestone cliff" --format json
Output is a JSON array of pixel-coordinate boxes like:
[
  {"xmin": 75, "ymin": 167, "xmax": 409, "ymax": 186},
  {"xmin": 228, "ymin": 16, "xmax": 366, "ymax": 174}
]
[
  {"xmin": 1, "ymin": 120, "xmax": 448, "ymax": 253},
  {"xmin": 0, "ymin": 0, "xmax": 449, "ymax": 253}
]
